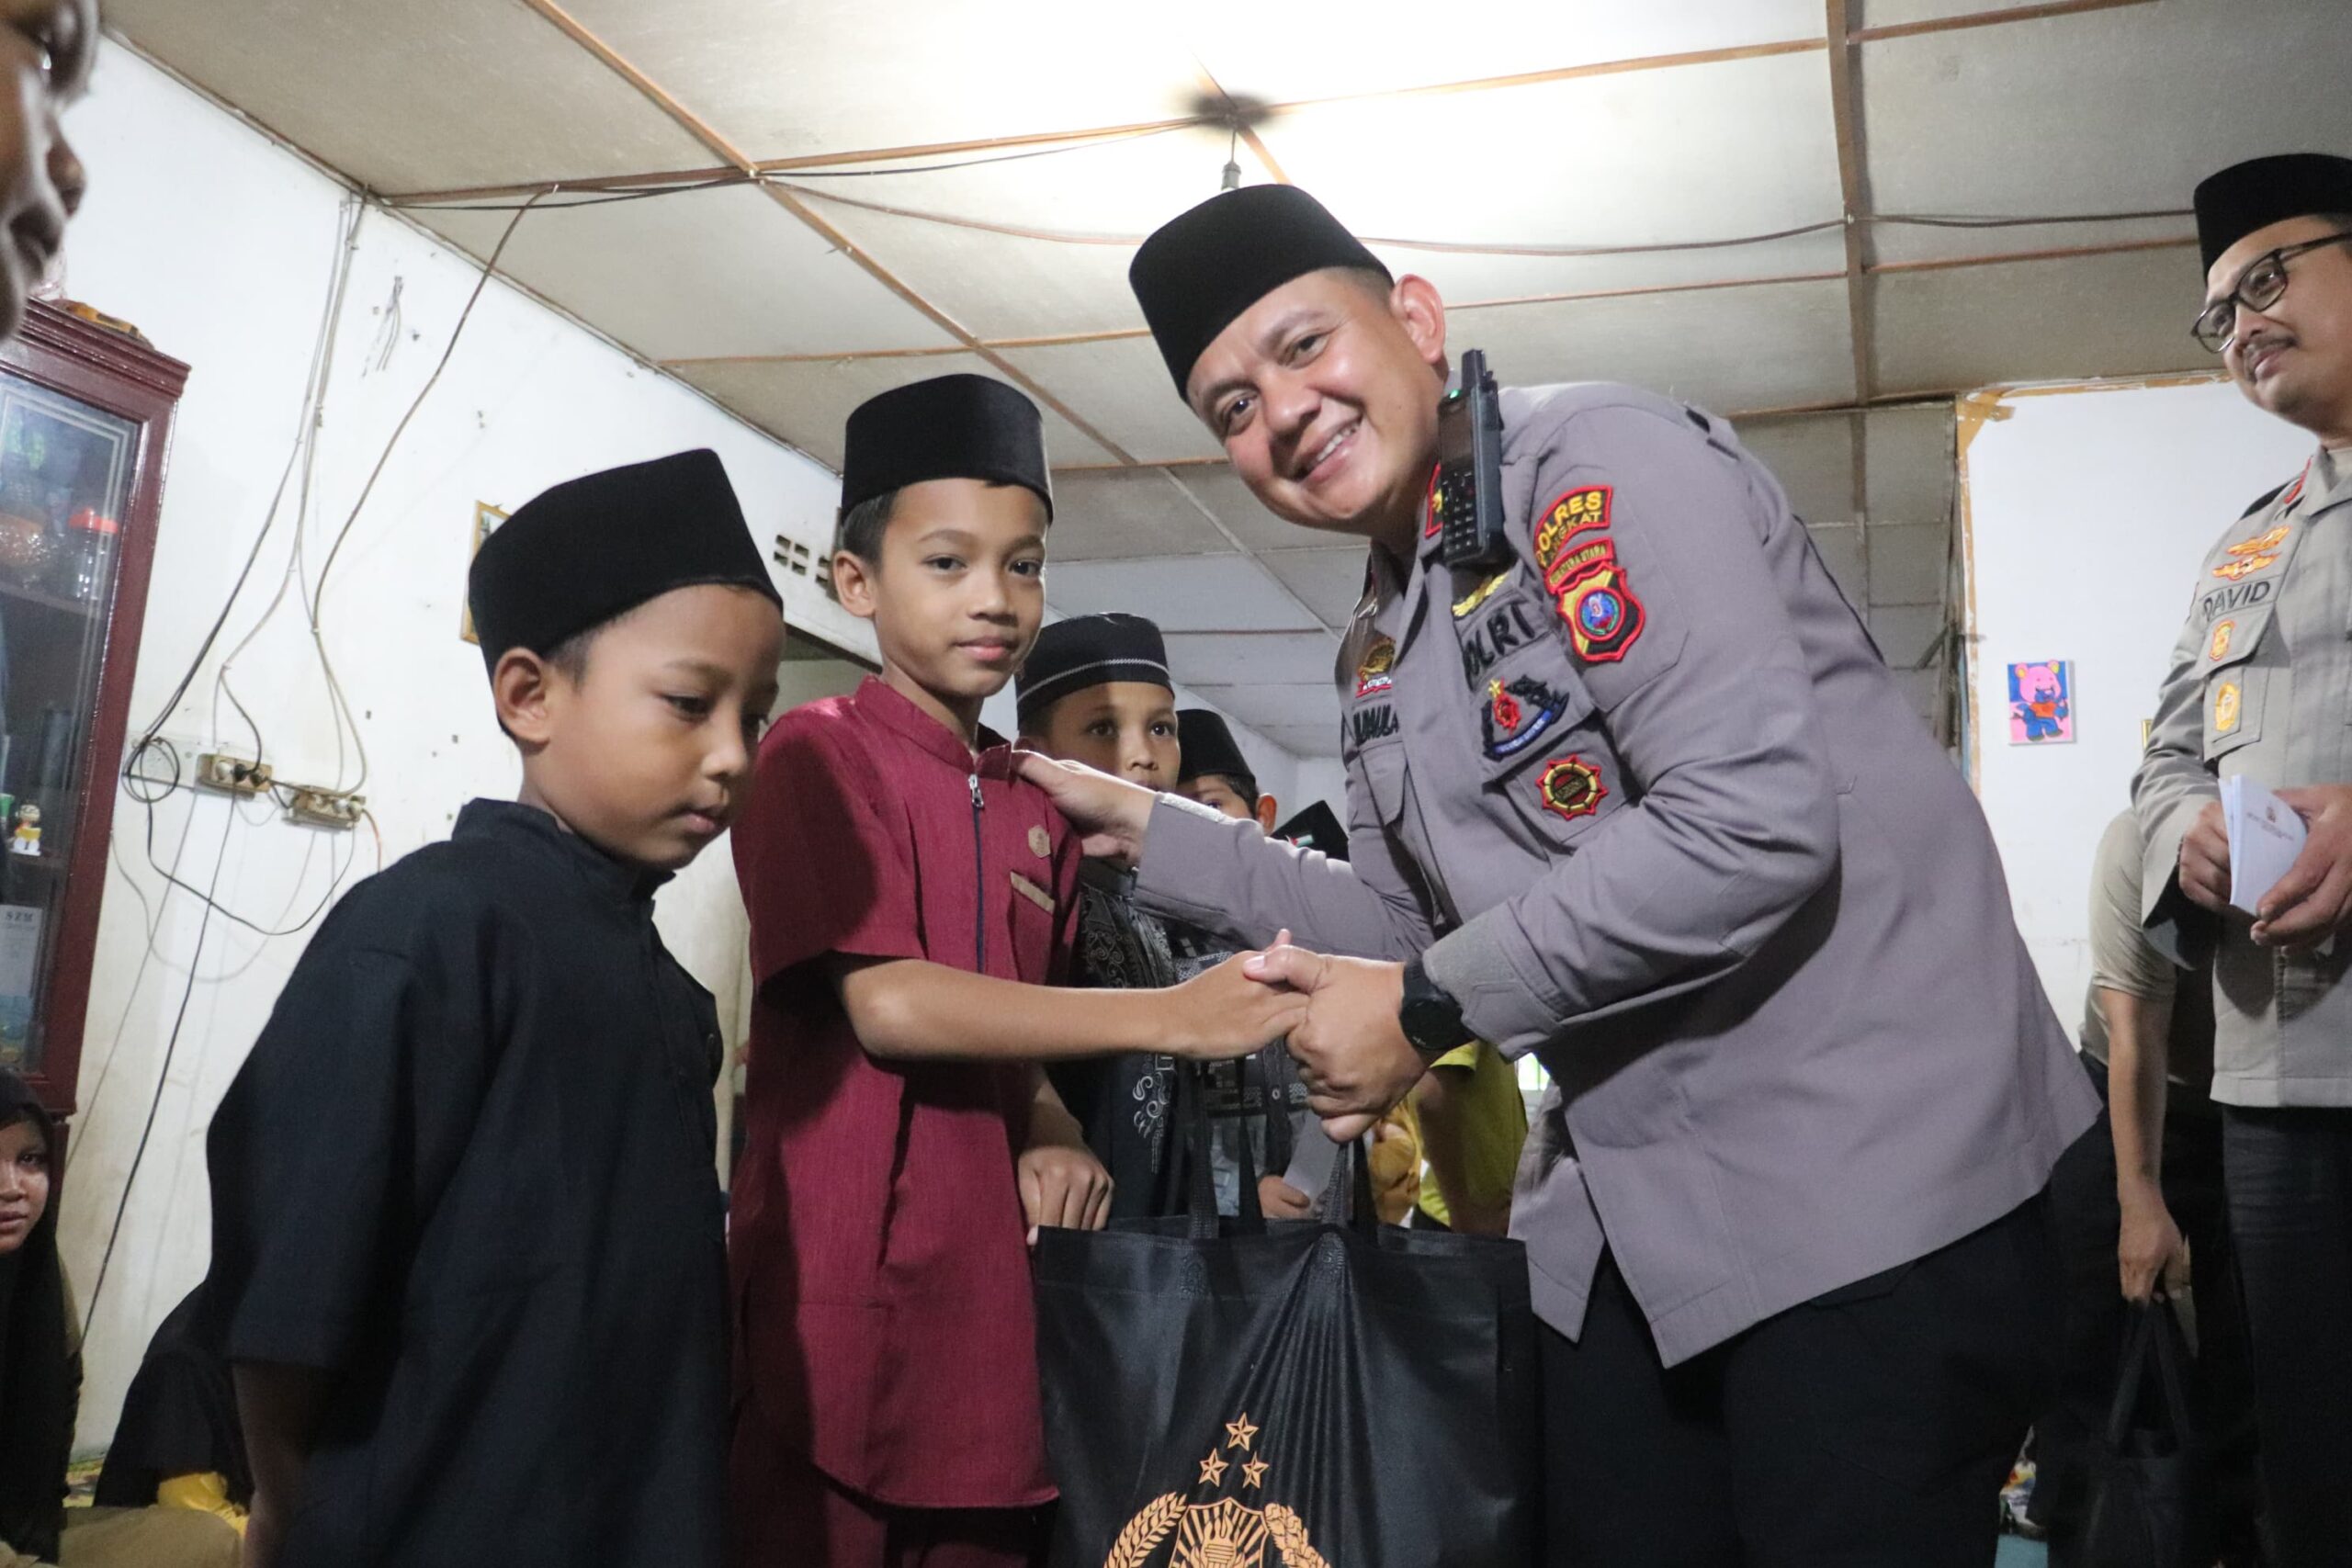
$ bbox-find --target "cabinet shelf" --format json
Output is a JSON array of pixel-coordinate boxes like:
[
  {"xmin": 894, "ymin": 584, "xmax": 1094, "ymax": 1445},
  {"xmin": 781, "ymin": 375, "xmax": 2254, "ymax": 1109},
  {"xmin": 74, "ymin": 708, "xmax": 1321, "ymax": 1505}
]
[{"xmin": 0, "ymin": 578, "xmax": 98, "ymax": 617}]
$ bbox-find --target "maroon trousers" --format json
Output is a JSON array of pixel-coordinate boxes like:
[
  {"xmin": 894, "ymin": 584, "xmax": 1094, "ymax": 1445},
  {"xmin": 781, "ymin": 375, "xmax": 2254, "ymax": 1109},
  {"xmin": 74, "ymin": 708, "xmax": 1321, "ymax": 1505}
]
[{"xmin": 730, "ymin": 1424, "xmax": 1046, "ymax": 1568}]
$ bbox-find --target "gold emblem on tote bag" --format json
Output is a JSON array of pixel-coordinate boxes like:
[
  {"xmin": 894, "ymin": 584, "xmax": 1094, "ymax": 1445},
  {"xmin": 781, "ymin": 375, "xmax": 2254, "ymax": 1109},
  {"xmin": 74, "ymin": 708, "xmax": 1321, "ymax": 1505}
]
[{"xmin": 1102, "ymin": 1414, "xmax": 1329, "ymax": 1568}]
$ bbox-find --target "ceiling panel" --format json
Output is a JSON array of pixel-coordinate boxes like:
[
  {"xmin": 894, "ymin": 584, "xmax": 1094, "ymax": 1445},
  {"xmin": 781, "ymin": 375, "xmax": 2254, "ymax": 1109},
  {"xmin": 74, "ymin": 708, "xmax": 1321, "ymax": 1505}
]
[
  {"xmin": 1867, "ymin": 523, "xmax": 1947, "ymax": 605},
  {"xmin": 419, "ymin": 186, "xmax": 956, "ymax": 360},
  {"xmin": 1260, "ymin": 51, "xmax": 1845, "ymax": 297},
  {"xmin": 1258, "ymin": 724, "xmax": 1343, "ymax": 760},
  {"xmin": 1184, "ymin": 682, "xmax": 1341, "ymax": 733},
  {"xmin": 1733, "ymin": 413, "xmax": 1857, "ymax": 522},
  {"xmin": 800, "ymin": 206, "xmax": 1153, "ymax": 341},
  {"xmin": 1163, "ymin": 632, "xmax": 1342, "ymax": 689},
  {"xmin": 1864, "ymin": 404, "xmax": 1956, "ymax": 523},
  {"xmin": 667, "ymin": 353, "xmax": 1116, "ymax": 469},
  {"xmin": 1041, "ymin": 558, "xmax": 1324, "ymax": 633},
  {"xmin": 560, "ymin": 0, "xmax": 1205, "ymax": 162},
  {"xmin": 1044, "ymin": 468, "xmax": 1237, "ymax": 561},
  {"xmin": 1860, "ymin": 0, "xmax": 2352, "ymax": 265},
  {"xmin": 1261, "ymin": 547, "xmax": 1373, "ymax": 629},
  {"xmin": 999, "ymin": 337, "xmax": 1227, "ymax": 464},
  {"xmin": 1173, "ymin": 467, "xmax": 1336, "ymax": 554},
  {"xmin": 1871, "ymin": 248, "xmax": 2206, "ymax": 396},
  {"xmin": 1194, "ymin": 0, "xmax": 1822, "ymax": 104},
  {"xmin": 1464, "ymin": 278, "xmax": 1859, "ymax": 412},
  {"xmin": 105, "ymin": 0, "xmax": 715, "ymax": 193}
]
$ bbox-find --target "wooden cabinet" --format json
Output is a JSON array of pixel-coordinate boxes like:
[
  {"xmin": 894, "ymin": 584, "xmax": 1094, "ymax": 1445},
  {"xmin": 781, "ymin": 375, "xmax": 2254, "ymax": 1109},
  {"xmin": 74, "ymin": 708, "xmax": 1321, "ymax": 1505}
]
[{"xmin": 0, "ymin": 301, "xmax": 187, "ymax": 1119}]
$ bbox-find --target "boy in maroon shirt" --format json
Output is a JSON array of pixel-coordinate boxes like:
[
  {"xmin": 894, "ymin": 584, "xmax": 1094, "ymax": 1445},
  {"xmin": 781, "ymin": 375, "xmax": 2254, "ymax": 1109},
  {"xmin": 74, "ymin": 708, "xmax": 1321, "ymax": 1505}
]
[{"xmin": 728, "ymin": 375, "xmax": 1305, "ymax": 1568}]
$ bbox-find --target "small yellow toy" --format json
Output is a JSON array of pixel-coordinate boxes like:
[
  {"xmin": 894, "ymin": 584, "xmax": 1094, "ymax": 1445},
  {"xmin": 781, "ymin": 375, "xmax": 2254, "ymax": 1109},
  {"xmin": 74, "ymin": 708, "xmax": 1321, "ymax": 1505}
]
[{"xmin": 8, "ymin": 801, "xmax": 40, "ymax": 857}]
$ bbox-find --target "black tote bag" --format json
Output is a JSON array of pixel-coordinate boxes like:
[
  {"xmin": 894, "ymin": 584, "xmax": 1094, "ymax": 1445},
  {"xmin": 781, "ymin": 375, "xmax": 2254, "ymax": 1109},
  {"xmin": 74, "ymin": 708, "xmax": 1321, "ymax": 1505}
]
[
  {"xmin": 1033, "ymin": 1064, "xmax": 1542, "ymax": 1567},
  {"xmin": 2080, "ymin": 1296, "xmax": 2215, "ymax": 1568}
]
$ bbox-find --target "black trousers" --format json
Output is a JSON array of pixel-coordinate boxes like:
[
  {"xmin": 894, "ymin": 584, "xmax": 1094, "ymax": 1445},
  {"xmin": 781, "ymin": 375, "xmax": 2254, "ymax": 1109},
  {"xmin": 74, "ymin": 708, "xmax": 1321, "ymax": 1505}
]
[
  {"xmin": 2036, "ymin": 1055, "xmax": 2260, "ymax": 1563},
  {"xmin": 1543, "ymin": 1193, "xmax": 2057, "ymax": 1567},
  {"xmin": 2223, "ymin": 1104, "xmax": 2352, "ymax": 1568}
]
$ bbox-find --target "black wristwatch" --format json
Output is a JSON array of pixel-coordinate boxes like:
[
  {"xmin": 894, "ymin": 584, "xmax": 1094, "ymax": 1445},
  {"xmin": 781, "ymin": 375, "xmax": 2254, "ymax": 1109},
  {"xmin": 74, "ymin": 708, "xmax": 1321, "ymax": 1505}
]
[{"xmin": 1397, "ymin": 958, "xmax": 1474, "ymax": 1062}]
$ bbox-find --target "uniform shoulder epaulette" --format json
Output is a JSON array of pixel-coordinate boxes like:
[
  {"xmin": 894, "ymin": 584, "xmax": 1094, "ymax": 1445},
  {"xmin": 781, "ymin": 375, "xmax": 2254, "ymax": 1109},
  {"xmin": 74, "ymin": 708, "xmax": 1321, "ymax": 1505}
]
[{"xmin": 2240, "ymin": 481, "xmax": 2289, "ymax": 518}]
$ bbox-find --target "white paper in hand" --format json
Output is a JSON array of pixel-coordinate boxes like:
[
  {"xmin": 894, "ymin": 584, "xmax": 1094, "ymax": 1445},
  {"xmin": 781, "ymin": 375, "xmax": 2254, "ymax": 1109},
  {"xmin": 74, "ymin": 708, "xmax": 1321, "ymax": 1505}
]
[{"xmin": 2224, "ymin": 774, "xmax": 2309, "ymax": 917}]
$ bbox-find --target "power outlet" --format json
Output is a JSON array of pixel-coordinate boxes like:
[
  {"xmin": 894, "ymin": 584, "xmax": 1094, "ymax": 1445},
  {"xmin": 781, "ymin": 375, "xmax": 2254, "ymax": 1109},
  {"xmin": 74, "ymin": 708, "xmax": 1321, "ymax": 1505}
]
[
  {"xmin": 195, "ymin": 751, "xmax": 274, "ymax": 796},
  {"xmin": 286, "ymin": 787, "xmax": 363, "ymax": 831}
]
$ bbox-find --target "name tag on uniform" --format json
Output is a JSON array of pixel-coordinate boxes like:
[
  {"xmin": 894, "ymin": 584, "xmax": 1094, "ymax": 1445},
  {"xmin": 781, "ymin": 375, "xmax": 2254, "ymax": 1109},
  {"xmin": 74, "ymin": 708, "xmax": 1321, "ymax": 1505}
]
[{"xmin": 1009, "ymin": 871, "xmax": 1056, "ymax": 914}]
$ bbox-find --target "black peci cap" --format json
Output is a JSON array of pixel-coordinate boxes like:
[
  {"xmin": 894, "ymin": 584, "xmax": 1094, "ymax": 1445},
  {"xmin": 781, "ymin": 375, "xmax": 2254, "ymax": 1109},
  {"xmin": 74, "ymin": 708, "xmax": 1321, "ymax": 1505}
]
[
  {"xmin": 1017, "ymin": 613, "xmax": 1170, "ymax": 726},
  {"xmin": 2194, "ymin": 152, "xmax": 2352, "ymax": 273},
  {"xmin": 840, "ymin": 373, "xmax": 1054, "ymax": 521}
]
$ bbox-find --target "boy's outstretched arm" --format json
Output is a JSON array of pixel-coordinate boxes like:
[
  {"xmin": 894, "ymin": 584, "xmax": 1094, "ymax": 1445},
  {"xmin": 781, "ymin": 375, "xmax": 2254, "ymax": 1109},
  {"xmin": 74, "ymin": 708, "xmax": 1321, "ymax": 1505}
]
[
  {"xmin": 234, "ymin": 1361, "xmax": 333, "ymax": 1568},
  {"xmin": 834, "ymin": 941, "xmax": 1302, "ymax": 1065}
]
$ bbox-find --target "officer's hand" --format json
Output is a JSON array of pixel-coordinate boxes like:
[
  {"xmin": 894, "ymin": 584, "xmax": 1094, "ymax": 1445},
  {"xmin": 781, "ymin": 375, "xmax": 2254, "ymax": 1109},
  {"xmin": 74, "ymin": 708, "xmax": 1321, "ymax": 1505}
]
[
  {"xmin": 1014, "ymin": 752, "xmax": 1155, "ymax": 865},
  {"xmin": 2178, "ymin": 799, "xmax": 2232, "ymax": 913},
  {"xmin": 2255, "ymin": 784, "xmax": 2352, "ymax": 948},
  {"xmin": 1166, "ymin": 937, "xmax": 1306, "ymax": 1061},
  {"xmin": 1243, "ymin": 946, "xmax": 1420, "ymax": 1142}
]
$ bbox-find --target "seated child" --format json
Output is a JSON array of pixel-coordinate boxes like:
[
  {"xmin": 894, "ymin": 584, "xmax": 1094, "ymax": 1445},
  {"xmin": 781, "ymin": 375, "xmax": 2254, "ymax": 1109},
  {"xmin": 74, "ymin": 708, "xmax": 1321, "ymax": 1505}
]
[
  {"xmin": 203, "ymin": 450, "xmax": 784, "ymax": 1568},
  {"xmin": 728, "ymin": 376, "xmax": 1303, "ymax": 1568},
  {"xmin": 3, "ymin": 1072, "xmax": 239, "ymax": 1568},
  {"xmin": 95, "ymin": 1283, "xmax": 251, "ymax": 1533}
]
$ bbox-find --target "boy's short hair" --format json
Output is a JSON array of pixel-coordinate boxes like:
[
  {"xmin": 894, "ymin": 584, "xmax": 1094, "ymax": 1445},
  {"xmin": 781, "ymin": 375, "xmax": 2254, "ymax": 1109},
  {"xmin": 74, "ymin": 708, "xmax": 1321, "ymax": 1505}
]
[{"xmin": 836, "ymin": 489, "xmax": 898, "ymax": 566}]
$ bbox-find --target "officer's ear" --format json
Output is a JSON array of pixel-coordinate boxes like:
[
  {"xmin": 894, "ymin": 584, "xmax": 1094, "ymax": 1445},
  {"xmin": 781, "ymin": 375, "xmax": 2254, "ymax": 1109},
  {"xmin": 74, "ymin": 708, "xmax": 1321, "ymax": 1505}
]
[
  {"xmin": 1256, "ymin": 793, "xmax": 1280, "ymax": 836},
  {"xmin": 1388, "ymin": 274, "xmax": 1447, "ymax": 376}
]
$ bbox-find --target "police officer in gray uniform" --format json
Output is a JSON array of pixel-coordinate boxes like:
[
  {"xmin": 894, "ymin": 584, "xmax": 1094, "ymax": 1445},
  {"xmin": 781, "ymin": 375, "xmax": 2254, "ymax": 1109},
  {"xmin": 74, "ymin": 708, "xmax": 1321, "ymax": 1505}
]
[
  {"xmin": 1023, "ymin": 186, "xmax": 2098, "ymax": 1566},
  {"xmin": 2134, "ymin": 151, "xmax": 2352, "ymax": 1567}
]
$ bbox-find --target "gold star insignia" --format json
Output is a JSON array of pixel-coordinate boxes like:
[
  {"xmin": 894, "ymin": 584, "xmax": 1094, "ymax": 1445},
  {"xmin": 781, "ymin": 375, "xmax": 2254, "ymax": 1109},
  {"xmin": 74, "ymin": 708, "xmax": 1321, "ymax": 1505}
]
[
  {"xmin": 1225, "ymin": 1413, "xmax": 1260, "ymax": 1452},
  {"xmin": 1242, "ymin": 1458, "xmax": 1270, "ymax": 1489},
  {"xmin": 1199, "ymin": 1450, "xmax": 1228, "ymax": 1487}
]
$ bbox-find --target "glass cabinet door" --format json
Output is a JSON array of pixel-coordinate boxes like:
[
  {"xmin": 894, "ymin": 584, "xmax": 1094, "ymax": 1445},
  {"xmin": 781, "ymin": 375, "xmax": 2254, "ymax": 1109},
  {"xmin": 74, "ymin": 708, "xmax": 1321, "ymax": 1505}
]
[{"xmin": 0, "ymin": 372, "xmax": 138, "ymax": 1072}]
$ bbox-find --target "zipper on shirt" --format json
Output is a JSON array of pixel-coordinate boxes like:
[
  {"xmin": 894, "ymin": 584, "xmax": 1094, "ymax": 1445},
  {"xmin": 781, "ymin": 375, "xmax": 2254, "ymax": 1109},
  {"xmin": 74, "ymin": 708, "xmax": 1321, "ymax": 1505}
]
[{"xmin": 969, "ymin": 771, "xmax": 987, "ymax": 973}]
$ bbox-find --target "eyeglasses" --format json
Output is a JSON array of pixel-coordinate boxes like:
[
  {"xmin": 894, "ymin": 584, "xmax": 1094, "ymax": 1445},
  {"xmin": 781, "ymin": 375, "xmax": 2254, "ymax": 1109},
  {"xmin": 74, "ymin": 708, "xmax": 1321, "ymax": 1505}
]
[{"xmin": 2192, "ymin": 231, "xmax": 2352, "ymax": 353}]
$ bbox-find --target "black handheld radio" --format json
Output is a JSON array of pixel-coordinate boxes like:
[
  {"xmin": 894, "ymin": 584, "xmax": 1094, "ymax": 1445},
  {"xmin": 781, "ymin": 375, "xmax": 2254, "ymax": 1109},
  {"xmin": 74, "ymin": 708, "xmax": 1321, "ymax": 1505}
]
[{"xmin": 1434, "ymin": 348, "xmax": 1509, "ymax": 570}]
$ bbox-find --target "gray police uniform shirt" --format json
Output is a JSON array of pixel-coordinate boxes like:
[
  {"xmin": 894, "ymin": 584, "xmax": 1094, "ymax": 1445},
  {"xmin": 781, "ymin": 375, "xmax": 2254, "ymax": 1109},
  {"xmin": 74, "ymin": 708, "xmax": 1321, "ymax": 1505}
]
[
  {"xmin": 2133, "ymin": 442, "xmax": 2352, "ymax": 1109},
  {"xmin": 1134, "ymin": 381, "xmax": 2097, "ymax": 1366}
]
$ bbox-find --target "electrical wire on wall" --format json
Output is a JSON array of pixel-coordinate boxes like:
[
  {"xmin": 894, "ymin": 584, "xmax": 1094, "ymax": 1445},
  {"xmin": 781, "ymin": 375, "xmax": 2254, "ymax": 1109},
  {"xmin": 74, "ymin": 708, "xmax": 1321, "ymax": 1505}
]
[{"xmin": 80, "ymin": 191, "xmax": 535, "ymax": 1336}]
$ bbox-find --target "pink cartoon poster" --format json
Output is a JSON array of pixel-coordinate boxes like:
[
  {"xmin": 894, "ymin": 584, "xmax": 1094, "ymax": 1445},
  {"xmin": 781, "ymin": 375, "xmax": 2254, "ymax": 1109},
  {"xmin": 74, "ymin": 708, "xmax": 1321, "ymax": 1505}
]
[{"xmin": 2007, "ymin": 660, "xmax": 2074, "ymax": 745}]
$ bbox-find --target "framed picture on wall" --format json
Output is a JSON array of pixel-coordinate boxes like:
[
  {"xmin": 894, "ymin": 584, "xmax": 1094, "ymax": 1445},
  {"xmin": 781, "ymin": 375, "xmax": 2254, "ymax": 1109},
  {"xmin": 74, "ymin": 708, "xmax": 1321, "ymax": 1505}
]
[
  {"xmin": 2007, "ymin": 659, "xmax": 2075, "ymax": 745},
  {"xmin": 458, "ymin": 501, "xmax": 506, "ymax": 644}
]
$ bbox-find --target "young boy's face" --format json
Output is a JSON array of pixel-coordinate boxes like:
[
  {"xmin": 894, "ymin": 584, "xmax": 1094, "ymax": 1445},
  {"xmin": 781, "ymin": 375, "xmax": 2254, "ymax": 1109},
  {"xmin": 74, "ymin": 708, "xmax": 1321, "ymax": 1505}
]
[
  {"xmin": 833, "ymin": 478, "xmax": 1047, "ymax": 715},
  {"xmin": 1023, "ymin": 682, "xmax": 1179, "ymax": 784},
  {"xmin": 506, "ymin": 582, "xmax": 784, "ymax": 873},
  {"xmin": 0, "ymin": 0, "xmax": 91, "ymax": 344},
  {"xmin": 1181, "ymin": 773, "xmax": 1276, "ymax": 835}
]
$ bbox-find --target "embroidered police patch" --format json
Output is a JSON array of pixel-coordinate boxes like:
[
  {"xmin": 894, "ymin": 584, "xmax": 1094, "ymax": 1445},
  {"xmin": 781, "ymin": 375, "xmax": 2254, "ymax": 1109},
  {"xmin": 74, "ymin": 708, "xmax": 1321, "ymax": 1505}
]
[
  {"xmin": 2229, "ymin": 525, "xmax": 2290, "ymax": 556},
  {"xmin": 1482, "ymin": 675, "xmax": 1571, "ymax": 761},
  {"xmin": 1423, "ymin": 462, "xmax": 1443, "ymax": 539},
  {"xmin": 2214, "ymin": 682, "xmax": 2242, "ymax": 735},
  {"xmin": 1534, "ymin": 487, "xmax": 1611, "ymax": 587},
  {"xmin": 1355, "ymin": 636, "xmax": 1396, "ymax": 698},
  {"xmin": 1536, "ymin": 756, "xmax": 1606, "ymax": 822},
  {"xmin": 2208, "ymin": 620, "xmax": 2235, "ymax": 662},
  {"xmin": 1453, "ymin": 570, "xmax": 1510, "ymax": 618},
  {"xmin": 2212, "ymin": 553, "xmax": 2278, "ymax": 581},
  {"xmin": 1558, "ymin": 562, "xmax": 1646, "ymax": 663}
]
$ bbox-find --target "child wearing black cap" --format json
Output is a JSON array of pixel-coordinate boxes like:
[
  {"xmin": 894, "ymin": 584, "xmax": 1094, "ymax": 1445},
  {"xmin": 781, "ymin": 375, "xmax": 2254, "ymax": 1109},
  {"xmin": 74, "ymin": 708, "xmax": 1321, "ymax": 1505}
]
[
  {"xmin": 202, "ymin": 450, "xmax": 785, "ymax": 1568},
  {"xmin": 1174, "ymin": 707, "xmax": 1277, "ymax": 832},
  {"xmin": 727, "ymin": 378, "xmax": 1303, "ymax": 1567},
  {"xmin": 1014, "ymin": 619, "xmax": 1306, "ymax": 1220}
]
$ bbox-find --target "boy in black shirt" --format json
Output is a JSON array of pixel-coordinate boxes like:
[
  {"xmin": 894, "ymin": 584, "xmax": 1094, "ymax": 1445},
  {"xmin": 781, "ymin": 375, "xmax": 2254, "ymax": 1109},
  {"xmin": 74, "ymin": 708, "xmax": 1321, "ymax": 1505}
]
[{"xmin": 203, "ymin": 449, "xmax": 784, "ymax": 1568}]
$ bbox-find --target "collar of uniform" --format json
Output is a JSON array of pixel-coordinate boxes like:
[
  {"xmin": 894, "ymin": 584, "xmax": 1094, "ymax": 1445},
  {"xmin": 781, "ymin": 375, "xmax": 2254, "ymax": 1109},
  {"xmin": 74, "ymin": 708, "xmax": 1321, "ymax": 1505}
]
[
  {"xmin": 851, "ymin": 674, "xmax": 1017, "ymax": 777},
  {"xmin": 453, "ymin": 797, "xmax": 671, "ymax": 904},
  {"xmin": 2306, "ymin": 444, "xmax": 2352, "ymax": 515}
]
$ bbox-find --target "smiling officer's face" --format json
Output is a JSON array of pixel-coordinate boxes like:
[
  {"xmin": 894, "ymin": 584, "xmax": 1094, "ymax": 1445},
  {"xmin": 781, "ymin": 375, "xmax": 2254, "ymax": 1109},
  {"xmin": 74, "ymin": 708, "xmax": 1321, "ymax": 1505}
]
[
  {"xmin": 2209, "ymin": 214, "xmax": 2352, "ymax": 440},
  {"xmin": 1187, "ymin": 267, "xmax": 1450, "ymax": 549}
]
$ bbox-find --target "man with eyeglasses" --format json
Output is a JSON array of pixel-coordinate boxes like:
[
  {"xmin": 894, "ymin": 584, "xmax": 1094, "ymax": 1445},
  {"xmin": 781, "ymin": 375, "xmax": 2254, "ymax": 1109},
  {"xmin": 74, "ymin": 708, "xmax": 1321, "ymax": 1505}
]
[{"xmin": 2135, "ymin": 149, "xmax": 2352, "ymax": 1566}]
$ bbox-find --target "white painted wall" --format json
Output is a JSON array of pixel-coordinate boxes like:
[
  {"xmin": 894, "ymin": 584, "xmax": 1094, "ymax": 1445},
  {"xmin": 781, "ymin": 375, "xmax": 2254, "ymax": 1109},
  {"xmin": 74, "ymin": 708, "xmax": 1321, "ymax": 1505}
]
[
  {"xmin": 51, "ymin": 45, "xmax": 1336, "ymax": 1449},
  {"xmin": 1962, "ymin": 376, "xmax": 2315, "ymax": 1040}
]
